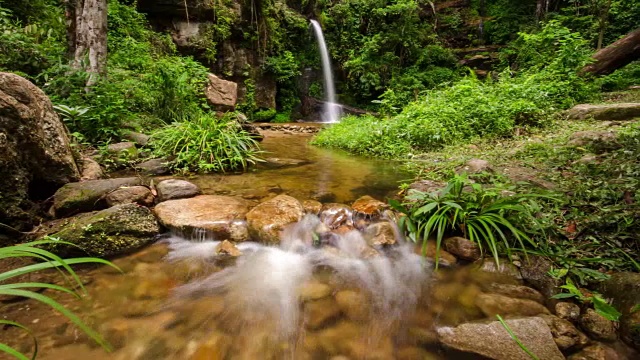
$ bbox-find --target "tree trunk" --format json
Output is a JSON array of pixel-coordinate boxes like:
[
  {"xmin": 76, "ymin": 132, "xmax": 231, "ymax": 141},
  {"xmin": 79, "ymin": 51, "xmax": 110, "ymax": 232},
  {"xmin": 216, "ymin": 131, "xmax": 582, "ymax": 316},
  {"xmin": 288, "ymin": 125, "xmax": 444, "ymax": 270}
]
[
  {"xmin": 596, "ymin": 0, "xmax": 613, "ymax": 50},
  {"xmin": 67, "ymin": 0, "xmax": 108, "ymax": 87},
  {"xmin": 582, "ymin": 27, "xmax": 640, "ymax": 76},
  {"xmin": 536, "ymin": 0, "xmax": 548, "ymax": 22}
]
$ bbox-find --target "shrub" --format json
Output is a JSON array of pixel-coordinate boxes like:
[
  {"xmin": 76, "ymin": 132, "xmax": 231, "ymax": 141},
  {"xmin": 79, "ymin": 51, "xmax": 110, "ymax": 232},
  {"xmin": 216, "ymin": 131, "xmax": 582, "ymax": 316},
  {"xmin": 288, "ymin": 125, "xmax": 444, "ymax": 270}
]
[{"xmin": 151, "ymin": 112, "xmax": 262, "ymax": 173}]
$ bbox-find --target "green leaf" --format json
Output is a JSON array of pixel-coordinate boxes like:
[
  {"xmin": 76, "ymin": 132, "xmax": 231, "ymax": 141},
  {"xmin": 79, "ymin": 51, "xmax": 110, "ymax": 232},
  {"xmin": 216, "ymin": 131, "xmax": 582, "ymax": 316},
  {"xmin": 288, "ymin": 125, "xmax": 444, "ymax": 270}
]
[{"xmin": 592, "ymin": 296, "xmax": 621, "ymax": 321}]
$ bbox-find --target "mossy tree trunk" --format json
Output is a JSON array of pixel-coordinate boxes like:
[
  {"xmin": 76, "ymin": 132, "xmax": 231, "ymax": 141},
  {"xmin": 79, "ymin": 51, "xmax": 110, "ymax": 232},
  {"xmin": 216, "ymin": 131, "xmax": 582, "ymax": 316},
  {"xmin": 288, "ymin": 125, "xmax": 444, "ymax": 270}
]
[{"xmin": 582, "ymin": 27, "xmax": 640, "ymax": 76}]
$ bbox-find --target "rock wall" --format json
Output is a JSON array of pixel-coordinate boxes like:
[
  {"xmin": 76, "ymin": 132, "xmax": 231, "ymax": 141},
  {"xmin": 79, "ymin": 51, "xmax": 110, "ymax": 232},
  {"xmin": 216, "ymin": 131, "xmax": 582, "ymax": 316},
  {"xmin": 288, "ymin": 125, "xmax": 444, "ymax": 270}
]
[{"xmin": 0, "ymin": 72, "xmax": 80, "ymax": 234}]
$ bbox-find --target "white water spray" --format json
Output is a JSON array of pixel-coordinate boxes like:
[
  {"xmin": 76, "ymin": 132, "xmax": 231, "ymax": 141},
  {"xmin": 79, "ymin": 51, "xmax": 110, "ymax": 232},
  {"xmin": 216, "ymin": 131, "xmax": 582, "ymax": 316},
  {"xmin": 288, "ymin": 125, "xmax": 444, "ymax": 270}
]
[{"xmin": 310, "ymin": 20, "xmax": 341, "ymax": 123}]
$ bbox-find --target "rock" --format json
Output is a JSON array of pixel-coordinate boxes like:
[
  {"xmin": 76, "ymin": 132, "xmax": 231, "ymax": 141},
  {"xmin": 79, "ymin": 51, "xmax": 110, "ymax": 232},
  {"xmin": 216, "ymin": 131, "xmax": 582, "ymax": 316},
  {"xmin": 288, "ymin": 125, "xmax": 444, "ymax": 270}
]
[
  {"xmin": 579, "ymin": 308, "xmax": 617, "ymax": 342},
  {"xmin": 488, "ymin": 283, "xmax": 545, "ymax": 304},
  {"xmin": 246, "ymin": 195, "xmax": 304, "ymax": 244},
  {"xmin": 52, "ymin": 177, "xmax": 143, "ymax": 217},
  {"xmin": 351, "ymin": 196, "xmax": 388, "ymax": 219},
  {"xmin": 519, "ymin": 255, "xmax": 561, "ymax": 301},
  {"xmin": 396, "ymin": 347, "xmax": 441, "ymax": 360},
  {"xmin": 444, "ymin": 237, "xmax": 481, "ymax": 261},
  {"xmin": 540, "ymin": 314, "xmax": 590, "ymax": 351},
  {"xmin": 567, "ymin": 343, "xmax": 622, "ymax": 360},
  {"xmin": 456, "ymin": 158, "xmax": 492, "ymax": 174},
  {"xmin": 156, "ymin": 179, "xmax": 201, "ymax": 202},
  {"xmin": 302, "ymin": 199, "xmax": 323, "ymax": 215},
  {"xmin": 320, "ymin": 203, "xmax": 353, "ymax": 229},
  {"xmin": 300, "ymin": 281, "xmax": 332, "ymax": 302},
  {"xmin": 106, "ymin": 141, "xmax": 138, "ymax": 157},
  {"xmin": 80, "ymin": 156, "xmax": 104, "ymax": 181},
  {"xmin": 205, "ymin": 73, "xmax": 237, "ymax": 110},
  {"xmin": 475, "ymin": 259, "xmax": 523, "ymax": 280},
  {"xmin": 189, "ymin": 331, "xmax": 232, "ymax": 360},
  {"xmin": 154, "ymin": 195, "xmax": 250, "ymax": 241},
  {"xmin": 335, "ymin": 290, "xmax": 369, "ymax": 322},
  {"xmin": 499, "ymin": 166, "xmax": 557, "ymax": 190},
  {"xmin": 305, "ymin": 297, "xmax": 341, "ymax": 329},
  {"xmin": 105, "ymin": 186, "xmax": 154, "ymax": 207},
  {"xmin": 475, "ymin": 293, "xmax": 550, "ymax": 318},
  {"xmin": 262, "ymin": 157, "xmax": 308, "ymax": 168},
  {"xmin": 135, "ymin": 158, "xmax": 170, "ymax": 175},
  {"xmin": 362, "ymin": 221, "xmax": 397, "ymax": 247},
  {"xmin": 600, "ymin": 272, "xmax": 640, "ymax": 350},
  {"xmin": 46, "ymin": 203, "xmax": 160, "ymax": 257},
  {"xmin": 418, "ymin": 241, "xmax": 458, "ymax": 266},
  {"xmin": 567, "ymin": 103, "xmax": 640, "ymax": 121},
  {"xmin": 437, "ymin": 317, "xmax": 564, "ymax": 360},
  {"xmin": 569, "ymin": 130, "xmax": 620, "ymax": 152},
  {"xmin": 215, "ymin": 240, "xmax": 242, "ymax": 257},
  {"xmin": 254, "ymin": 75, "xmax": 276, "ymax": 109},
  {"xmin": 317, "ymin": 321, "xmax": 362, "ymax": 356},
  {"xmin": 122, "ymin": 131, "xmax": 150, "ymax": 146},
  {"xmin": 0, "ymin": 72, "xmax": 80, "ymax": 231},
  {"xmin": 555, "ymin": 302, "xmax": 581, "ymax": 322},
  {"xmin": 407, "ymin": 179, "xmax": 446, "ymax": 194}
]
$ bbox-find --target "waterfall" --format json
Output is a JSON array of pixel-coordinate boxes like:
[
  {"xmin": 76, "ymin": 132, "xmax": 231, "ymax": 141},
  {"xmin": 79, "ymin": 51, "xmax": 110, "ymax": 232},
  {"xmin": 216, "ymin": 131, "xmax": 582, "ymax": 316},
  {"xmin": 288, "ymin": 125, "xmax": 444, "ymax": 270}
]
[{"xmin": 310, "ymin": 20, "xmax": 341, "ymax": 123}]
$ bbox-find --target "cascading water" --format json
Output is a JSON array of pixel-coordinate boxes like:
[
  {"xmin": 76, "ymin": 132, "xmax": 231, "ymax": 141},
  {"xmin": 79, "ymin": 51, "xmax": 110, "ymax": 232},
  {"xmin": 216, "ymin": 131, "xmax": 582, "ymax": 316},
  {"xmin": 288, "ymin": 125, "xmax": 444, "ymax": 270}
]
[{"xmin": 310, "ymin": 20, "xmax": 342, "ymax": 123}]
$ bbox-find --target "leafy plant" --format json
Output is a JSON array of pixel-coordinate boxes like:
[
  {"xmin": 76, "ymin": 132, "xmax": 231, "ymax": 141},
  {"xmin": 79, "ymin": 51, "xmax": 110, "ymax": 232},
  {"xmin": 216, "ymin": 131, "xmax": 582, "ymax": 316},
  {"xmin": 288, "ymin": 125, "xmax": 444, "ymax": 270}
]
[
  {"xmin": 151, "ymin": 112, "xmax": 262, "ymax": 173},
  {"xmin": 53, "ymin": 104, "xmax": 91, "ymax": 131},
  {"xmin": 496, "ymin": 315, "xmax": 540, "ymax": 360},
  {"xmin": 551, "ymin": 278, "xmax": 622, "ymax": 321},
  {"xmin": 389, "ymin": 175, "xmax": 549, "ymax": 267},
  {"xmin": 0, "ymin": 238, "xmax": 117, "ymax": 359}
]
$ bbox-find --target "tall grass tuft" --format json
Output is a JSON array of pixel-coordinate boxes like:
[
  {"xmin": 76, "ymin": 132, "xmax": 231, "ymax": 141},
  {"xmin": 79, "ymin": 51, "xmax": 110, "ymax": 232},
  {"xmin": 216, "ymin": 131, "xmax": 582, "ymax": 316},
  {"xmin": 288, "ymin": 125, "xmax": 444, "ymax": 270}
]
[{"xmin": 0, "ymin": 238, "xmax": 118, "ymax": 359}]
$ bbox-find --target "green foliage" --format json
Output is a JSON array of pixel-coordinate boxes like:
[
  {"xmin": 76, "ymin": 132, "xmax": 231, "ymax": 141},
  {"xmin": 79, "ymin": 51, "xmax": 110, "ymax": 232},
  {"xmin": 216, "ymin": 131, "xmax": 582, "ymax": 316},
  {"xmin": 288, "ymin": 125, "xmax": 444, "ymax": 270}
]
[
  {"xmin": 273, "ymin": 112, "xmax": 291, "ymax": 123},
  {"xmin": 0, "ymin": 238, "xmax": 118, "ymax": 359},
  {"xmin": 264, "ymin": 51, "xmax": 300, "ymax": 82},
  {"xmin": 389, "ymin": 175, "xmax": 547, "ymax": 267},
  {"xmin": 151, "ymin": 112, "xmax": 262, "ymax": 173},
  {"xmin": 599, "ymin": 61, "xmax": 640, "ymax": 91},
  {"xmin": 551, "ymin": 278, "xmax": 622, "ymax": 321},
  {"xmin": 253, "ymin": 108, "xmax": 277, "ymax": 122}
]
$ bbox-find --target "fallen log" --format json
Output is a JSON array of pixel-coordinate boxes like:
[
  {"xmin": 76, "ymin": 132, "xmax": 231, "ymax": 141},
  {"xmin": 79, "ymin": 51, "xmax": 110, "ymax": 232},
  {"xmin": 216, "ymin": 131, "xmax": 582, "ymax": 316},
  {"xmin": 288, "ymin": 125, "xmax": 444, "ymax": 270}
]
[{"xmin": 582, "ymin": 27, "xmax": 640, "ymax": 76}]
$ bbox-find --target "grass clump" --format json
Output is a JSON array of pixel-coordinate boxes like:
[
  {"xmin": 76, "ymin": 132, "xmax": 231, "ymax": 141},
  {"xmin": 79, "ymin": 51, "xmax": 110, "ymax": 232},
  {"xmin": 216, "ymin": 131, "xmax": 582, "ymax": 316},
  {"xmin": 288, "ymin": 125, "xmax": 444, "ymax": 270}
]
[{"xmin": 151, "ymin": 112, "xmax": 262, "ymax": 174}]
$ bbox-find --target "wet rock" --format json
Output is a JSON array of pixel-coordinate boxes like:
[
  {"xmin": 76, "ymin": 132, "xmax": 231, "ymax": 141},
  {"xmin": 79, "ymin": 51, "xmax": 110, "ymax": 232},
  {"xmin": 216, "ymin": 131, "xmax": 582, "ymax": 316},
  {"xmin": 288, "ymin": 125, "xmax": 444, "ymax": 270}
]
[
  {"xmin": 215, "ymin": 240, "xmax": 242, "ymax": 257},
  {"xmin": 107, "ymin": 141, "xmax": 138, "ymax": 157},
  {"xmin": 335, "ymin": 290, "xmax": 369, "ymax": 322},
  {"xmin": 80, "ymin": 156, "xmax": 104, "ymax": 181},
  {"xmin": 444, "ymin": 236, "xmax": 481, "ymax": 261},
  {"xmin": 189, "ymin": 331, "xmax": 232, "ymax": 360},
  {"xmin": 488, "ymin": 283, "xmax": 545, "ymax": 304},
  {"xmin": 154, "ymin": 195, "xmax": 250, "ymax": 241},
  {"xmin": 556, "ymin": 302, "xmax": 581, "ymax": 322},
  {"xmin": 437, "ymin": 317, "xmax": 564, "ymax": 360},
  {"xmin": 156, "ymin": 179, "xmax": 201, "ymax": 202},
  {"xmin": 475, "ymin": 259, "xmax": 523, "ymax": 280},
  {"xmin": 519, "ymin": 255, "xmax": 561, "ymax": 300},
  {"xmin": 305, "ymin": 297, "xmax": 341, "ymax": 329},
  {"xmin": 320, "ymin": 203, "xmax": 353, "ymax": 229},
  {"xmin": 0, "ymin": 72, "xmax": 80, "ymax": 231},
  {"xmin": 302, "ymin": 199, "xmax": 323, "ymax": 215},
  {"xmin": 567, "ymin": 103, "xmax": 640, "ymax": 121},
  {"xmin": 599, "ymin": 272, "xmax": 640, "ymax": 350},
  {"xmin": 407, "ymin": 179, "xmax": 446, "ymax": 194},
  {"xmin": 262, "ymin": 157, "xmax": 308, "ymax": 168},
  {"xmin": 540, "ymin": 314, "xmax": 589, "ymax": 351},
  {"xmin": 105, "ymin": 186, "xmax": 154, "ymax": 207},
  {"xmin": 123, "ymin": 131, "xmax": 150, "ymax": 146},
  {"xmin": 567, "ymin": 343, "xmax": 622, "ymax": 360},
  {"xmin": 205, "ymin": 73, "xmax": 237, "ymax": 110},
  {"xmin": 569, "ymin": 130, "xmax": 620, "ymax": 153},
  {"xmin": 351, "ymin": 195, "xmax": 388, "ymax": 220},
  {"xmin": 418, "ymin": 241, "xmax": 458, "ymax": 266},
  {"xmin": 475, "ymin": 293, "xmax": 550, "ymax": 318},
  {"xmin": 46, "ymin": 203, "xmax": 160, "ymax": 257},
  {"xmin": 246, "ymin": 194, "xmax": 304, "ymax": 244},
  {"xmin": 362, "ymin": 221, "xmax": 397, "ymax": 247},
  {"xmin": 397, "ymin": 347, "xmax": 441, "ymax": 360},
  {"xmin": 456, "ymin": 158, "xmax": 492, "ymax": 174},
  {"xmin": 300, "ymin": 281, "xmax": 332, "ymax": 301},
  {"xmin": 580, "ymin": 308, "xmax": 617, "ymax": 341},
  {"xmin": 52, "ymin": 177, "xmax": 143, "ymax": 217},
  {"xmin": 317, "ymin": 321, "xmax": 362, "ymax": 355},
  {"xmin": 134, "ymin": 158, "xmax": 170, "ymax": 175},
  {"xmin": 408, "ymin": 327, "xmax": 439, "ymax": 345}
]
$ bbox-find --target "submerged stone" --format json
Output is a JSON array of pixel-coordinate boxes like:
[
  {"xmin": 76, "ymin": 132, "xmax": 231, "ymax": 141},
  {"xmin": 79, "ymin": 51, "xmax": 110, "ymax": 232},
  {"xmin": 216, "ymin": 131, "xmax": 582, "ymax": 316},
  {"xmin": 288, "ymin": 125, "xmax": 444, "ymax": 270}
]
[
  {"xmin": 475, "ymin": 293, "xmax": 550, "ymax": 318},
  {"xmin": 156, "ymin": 179, "xmax": 201, "ymax": 202}
]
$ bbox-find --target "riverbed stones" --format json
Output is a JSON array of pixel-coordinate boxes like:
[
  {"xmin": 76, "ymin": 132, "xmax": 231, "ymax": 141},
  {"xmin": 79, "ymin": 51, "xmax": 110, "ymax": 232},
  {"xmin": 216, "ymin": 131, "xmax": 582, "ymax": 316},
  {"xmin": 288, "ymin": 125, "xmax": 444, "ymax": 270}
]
[
  {"xmin": 444, "ymin": 236, "xmax": 481, "ymax": 261},
  {"xmin": 300, "ymin": 281, "xmax": 332, "ymax": 302},
  {"xmin": 105, "ymin": 186, "xmax": 154, "ymax": 207},
  {"xmin": 52, "ymin": 177, "xmax": 143, "ymax": 217},
  {"xmin": 476, "ymin": 293, "xmax": 550, "ymax": 318},
  {"xmin": 519, "ymin": 255, "xmax": 562, "ymax": 300},
  {"xmin": 123, "ymin": 131, "xmax": 150, "ymax": 146},
  {"xmin": 106, "ymin": 141, "xmax": 138, "ymax": 157},
  {"xmin": 320, "ymin": 203, "xmax": 353, "ymax": 229},
  {"xmin": 302, "ymin": 199, "xmax": 323, "ymax": 215},
  {"xmin": 567, "ymin": 343, "xmax": 621, "ymax": 360},
  {"xmin": 135, "ymin": 158, "xmax": 170, "ymax": 175},
  {"xmin": 305, "ymin": 297, "xmax": 341, "ymax": 329},
  {"xmin": 246, "ymin": 194, "xmax": 304, "ymax": 244},
  {"xmin": 156, "ymin": 179, "xmax": 201, "ymax": 202},
  {"xmin": 600, "ymin": 272, "xmax": 640, "ymax": 350},
  {"xmin": 351, "ymin": 195, "xmax": 387, "ymax": 219},
  {"xmin": 556, "ymin": 302, "xmax": 581, "ymax": 322},
  {"xmin": 46, "ymin": 203, "xmax": 160, "ymax": 257},
  {"xmin": 567, "ymin": 103, "xmax": 640, "ymax": 120},
  {"xmin": 538, "ymin": 314, "xmax": 589, "ymax": 351},
  {"xmin": 475, "ymin": 259, "xmax": 523, "ymax": 280},
  {"xmin": 0, "ymin": 72, "xmax": 80, "ymax": 231},
  {"xmin": 579, "ymin": 308, "xmax": 617, "ymax": 341},
  {"xmin": 362, "ymin": 221, "xmax": 397, "ymax": 247},
  {"xmin": 487, "ymin": 283, "xmax": 545, "ymax": 304},
  {"xmin": 215, "ymin": 240, "xmax": 242, "ymax": 257},
  {"xmin": 80, "ymin": 156, "xmax": 104, "ymax": 181},
  {"xmin": 437, "ymin": 317, "xmax": 565, "ymax": 360},
  {"xmin": 335, "ymin": 290, "xmax": 369, "ymax": 322},
  {"xmin": 154, "ymin": 195, "xmax": 250, "ymax": 241}
]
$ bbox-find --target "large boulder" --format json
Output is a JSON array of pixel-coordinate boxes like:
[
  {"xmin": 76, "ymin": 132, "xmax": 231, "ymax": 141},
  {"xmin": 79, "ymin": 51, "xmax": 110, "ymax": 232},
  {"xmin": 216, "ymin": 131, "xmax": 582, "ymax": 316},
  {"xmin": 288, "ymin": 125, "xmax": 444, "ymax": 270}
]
[
  {"xmin": 0, "ymin": 72, "xmax": 80, "ymax": 232},
  {"xmin": 599, "ymin": 272, "xmax": 640, "ymax": 350},
  {"xmin": 52, "ymin": 177, "xmax": 143, "ymax": 217},
  {"xmin": 246, "ymin": 195, "xmax": 304, "ymax": 244},
  {"xmin": 475, "ymin": 293, "xmax": 550, "ymax": 318},
  {"xmin": 567, "ymin": 103, "xmax": 640, "ymax": 120},
  {"xmin": 437, "ymin": 317, "xmax": 565, "ymax": 360},
  {"xmin": 154, "ymin": 195, "xmax": 250, "ymax": 241},
  {"xmin": 205, "ymin": 73, "xmax": 237, "ymax": 110},
  {"xmin": 46, "ymin": 203, "xmax": 160, "ymax": 257}
]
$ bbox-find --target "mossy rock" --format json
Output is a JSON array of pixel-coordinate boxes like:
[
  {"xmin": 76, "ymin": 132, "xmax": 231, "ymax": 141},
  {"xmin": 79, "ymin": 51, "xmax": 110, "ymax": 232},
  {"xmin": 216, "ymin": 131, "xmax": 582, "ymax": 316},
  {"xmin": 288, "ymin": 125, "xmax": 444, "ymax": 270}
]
[
  {"xmin": 52, "ymin": 177, "xmax": 142, "ymax": 217},
  {"xmin": 46, "ymin": 203, "xmax": 160, "ymax": 258}
]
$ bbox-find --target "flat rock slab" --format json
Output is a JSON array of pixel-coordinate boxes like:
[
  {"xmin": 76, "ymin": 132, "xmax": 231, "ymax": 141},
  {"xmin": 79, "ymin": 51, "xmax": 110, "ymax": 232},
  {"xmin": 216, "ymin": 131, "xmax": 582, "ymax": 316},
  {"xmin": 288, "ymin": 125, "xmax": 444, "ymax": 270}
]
[
  {"xmin": 567, "ymin": 103, "xmax": 640, "ymax": 120},
  {"xmin": 437, "ymin": 317, "xmax": 564, "ymax": 360},
  {"xmin": 53, "ymin": 177, "xmax": 143, "ymax": 217},
  {"xmin": 154, "ymin": 195, "xmax": 250, "ymax": 242}
]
